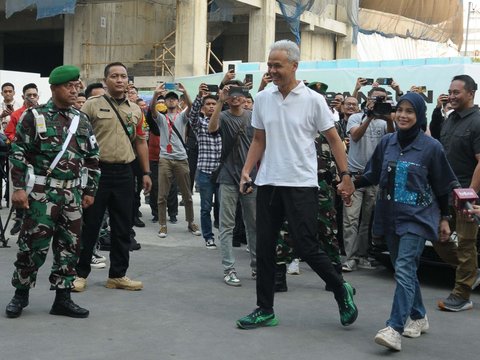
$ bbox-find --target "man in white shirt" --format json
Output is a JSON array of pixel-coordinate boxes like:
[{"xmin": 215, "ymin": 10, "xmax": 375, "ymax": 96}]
[{"xmin": 236, "ymin": 39, "xmax": 358, "ymax": 330}]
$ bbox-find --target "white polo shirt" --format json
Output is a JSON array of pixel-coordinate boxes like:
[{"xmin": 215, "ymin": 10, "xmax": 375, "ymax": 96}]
[{"xmin": 252, "ymin": 81, "xmax": 335, "ymax": 187}]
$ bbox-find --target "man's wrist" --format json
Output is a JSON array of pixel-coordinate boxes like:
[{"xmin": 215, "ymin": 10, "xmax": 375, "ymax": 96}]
[{"xmin": 339, "ymin": 171, "xmax": 352, "ymax": 179}]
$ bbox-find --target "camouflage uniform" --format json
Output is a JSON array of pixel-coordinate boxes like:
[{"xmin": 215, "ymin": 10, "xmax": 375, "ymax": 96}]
[
  {"xmin": 9, "ymin": 99, "xmax": 100, "ymax": 290},
  {"xmin": 314, "ymin": 131, "xmax": 342, "ymax": 266},
  {"xmin": 276, "ymin": 130, "xmax": 342, "ymax": 267}
]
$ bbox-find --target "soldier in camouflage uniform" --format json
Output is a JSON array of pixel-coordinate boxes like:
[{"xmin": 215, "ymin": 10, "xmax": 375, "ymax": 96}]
[
  {"xmin": 5, "ymin": 65, "xmax": 100, "ymax": 319},
  {"xmin": 314, "ymin": 130, "xmax": 343, "ymax": 272}
]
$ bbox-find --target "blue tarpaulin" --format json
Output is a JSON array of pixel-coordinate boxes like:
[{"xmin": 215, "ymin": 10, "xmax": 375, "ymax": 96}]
[{"xmin": 6, "ymin": 0, "xmax": 77, "ymax": 19}]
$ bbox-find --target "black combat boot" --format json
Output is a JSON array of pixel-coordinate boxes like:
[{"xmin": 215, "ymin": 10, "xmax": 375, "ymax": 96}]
[
  {"xmin": 274, "ymin": 264, "xmax": 288, "ymax": 292},
  {"xmin": 50, "ymin": 289, "xmax": 89, "ymax": 318},
  {"xmin": 5, "ymin": 289, "xmax": 29, "ymax": 318}
]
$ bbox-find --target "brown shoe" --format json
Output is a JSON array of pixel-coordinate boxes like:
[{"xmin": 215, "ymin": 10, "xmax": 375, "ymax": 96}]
[
  {"xmin": 72, "ymin": 277, "xmax": 87, "ymax": 292},
  {"xmin": 105, "ymin": 276, "xmax": 143, "ymax": 291},
  {"xmin": 188, "ymin": 222, "xmax": 201, "ymax": 236}
]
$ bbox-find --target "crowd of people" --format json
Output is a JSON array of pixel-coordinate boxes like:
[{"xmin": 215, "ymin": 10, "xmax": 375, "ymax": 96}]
[{"xmin": 1, "ymin": 39, "xmax": 480, "ymax": 353}]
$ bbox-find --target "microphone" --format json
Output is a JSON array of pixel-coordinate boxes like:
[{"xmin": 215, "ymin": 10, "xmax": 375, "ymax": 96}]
[{"xmin": 452, "ymin": 188, "xmax": 480, "ymax": 225}]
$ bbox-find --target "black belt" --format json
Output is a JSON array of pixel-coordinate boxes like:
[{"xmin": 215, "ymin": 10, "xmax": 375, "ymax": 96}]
[{"xmin": 99, "ymin": 162, "xmax": 132, "ymax": 169}]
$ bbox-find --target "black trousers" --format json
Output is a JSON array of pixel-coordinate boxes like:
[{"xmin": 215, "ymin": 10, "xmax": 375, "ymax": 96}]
[
  {"xmin": 77, "ymin": 163, "xmax": 133, "ymax": 279},
  {"xmin": 256, "ymin": 186, "xmax": 344, "ymax": 311}
]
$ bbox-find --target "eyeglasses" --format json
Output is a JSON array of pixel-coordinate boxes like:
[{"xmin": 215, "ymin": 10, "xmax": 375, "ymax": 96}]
[{"xmin": 344, "ymin": 103, "xmax": 357, "ymax": 108}]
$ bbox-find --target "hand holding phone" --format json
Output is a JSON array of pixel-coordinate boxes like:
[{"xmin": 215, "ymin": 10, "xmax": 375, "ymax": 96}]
[
  {"xmin": 242, "ymin": 180, "xmax": 253, "ymax": 194},
  {"xmin": 206, "ymin": 84, "xmax": 219, "ymax": 93},
  {"xmin": 164, "ymin": 82, "xmax": 179, "ymax": 91},
  {"xmin": 377, "ymin": 78, "xmax": 393, "ymax": 86}
]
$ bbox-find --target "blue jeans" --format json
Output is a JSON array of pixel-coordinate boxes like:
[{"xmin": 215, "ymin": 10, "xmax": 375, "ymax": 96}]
[
  {"xmin": 196, "ymin": 170, "xmax": 217, "ymax": 241},
  {"xmin": 386, "ymin": 233, "xmax": 427, "ymax": 333}
]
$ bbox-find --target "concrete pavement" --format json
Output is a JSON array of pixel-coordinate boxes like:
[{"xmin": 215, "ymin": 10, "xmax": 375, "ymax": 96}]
[{"xmin": 0, "ymin": 193, "xmax": 478, "ymax": 360}]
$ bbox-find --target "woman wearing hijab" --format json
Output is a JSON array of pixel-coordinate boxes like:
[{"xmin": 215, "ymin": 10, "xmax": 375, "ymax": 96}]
[{"xmin": 352, "ymin": 92, "xmax": 458, "ymax": 351}]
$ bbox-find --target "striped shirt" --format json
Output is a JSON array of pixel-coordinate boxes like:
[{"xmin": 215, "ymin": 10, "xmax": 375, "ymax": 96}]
[{"xmin": 188, "ymin": 96, "xmax": 222, "ymax": 174}]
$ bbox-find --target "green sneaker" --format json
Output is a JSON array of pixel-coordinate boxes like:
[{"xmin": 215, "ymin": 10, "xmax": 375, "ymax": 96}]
[
  {"xmin": 336, "ymin": 282, "xmax": 358, "ymax": 326},
  {"xmin": 236, "ymin": 308, "xmax": 279, "ymax": 329}
]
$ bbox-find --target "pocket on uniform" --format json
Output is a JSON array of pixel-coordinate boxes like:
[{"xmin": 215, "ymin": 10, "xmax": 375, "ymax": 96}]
[
  {"xmin": 75, "ymin": 128, "xmax": 91, "ymax": 153},
  {"xmin": 39, "ymin": 127, "xmax": 62, "ymax": 152},
  {"xmin": 406, "ymin": 164, "xmax": 428, "ymax": 193}
]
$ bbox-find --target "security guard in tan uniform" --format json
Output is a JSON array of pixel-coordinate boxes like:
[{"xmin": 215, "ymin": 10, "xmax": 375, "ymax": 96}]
[{"xmin": 74, "ymin": 62, "xmax": 151, "ymax": 292}]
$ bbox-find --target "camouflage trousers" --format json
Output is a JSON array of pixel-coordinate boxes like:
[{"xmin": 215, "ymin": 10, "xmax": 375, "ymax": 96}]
[
  {"xmin": 12, "ymin": 186, "xmax": 83, "ymax": 290},
  {"xmin": 276, "ymin": 180, "xmax": 341, "ymax": 265},
  {"xmin": 316, "ymin": 180, "xmax": 341, "ymax": 265}
]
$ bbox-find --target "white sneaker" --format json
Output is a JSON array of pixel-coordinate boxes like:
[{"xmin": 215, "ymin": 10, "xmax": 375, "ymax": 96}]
[
  {"xmin": 358, "ymin": 257, "xmax": 377, "ymax": 270},
  {"xmin": 374, "ymin": 326, "xmax": 402, "ymax": 351},
  {"xmin": 403, "ymin": 316, "xmax": 429, "ymax": 338},
  {"xmin": 188, "ymin": 223, "xmax": 201, "ymax": 236},
  {"xmin": 342, "ymin": 259, "xmax": 358, "ymax": 272},
  {"xmin": 91, "ymin": 256, "xmax": 106, "ymax": 269},
  {"xmin": 92, "ymin": 251, "xmax": 107, "ymax": 262},
  {"xmin": 205, "ymin": 239, "xmax": 217, "ymax": 250},
  {"xmin": 158, "ymin": 225, "xmax": 167, "ymax": 238},
  {"xmin": 287, "ymin": 259, "xmax": 300, "ymax": 275},
  {"xmin": 224, "ymin": 270, "xmax": 241, "ymax": 287}
]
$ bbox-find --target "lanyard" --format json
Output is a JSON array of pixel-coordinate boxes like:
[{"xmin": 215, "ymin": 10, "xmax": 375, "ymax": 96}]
[{"xmin": 166, "ymin": 112, "xmax": 178, "ymax": 144}]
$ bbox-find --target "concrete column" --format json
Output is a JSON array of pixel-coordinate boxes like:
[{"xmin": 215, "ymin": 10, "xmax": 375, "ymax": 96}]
[
  {"xmin": 336, "ymin": 24, "xmax": 356, "ymax": 59},
  {"xmin": 175, "ymin": 0, "xmax": 207, "ymax": 77},
  {"xmin": 301, "ymin": 30, "xmax": 335, "ymax": 61},
  {"xmin": 248, "ymin": 0, "xmax": 276, "ymax": 62}
]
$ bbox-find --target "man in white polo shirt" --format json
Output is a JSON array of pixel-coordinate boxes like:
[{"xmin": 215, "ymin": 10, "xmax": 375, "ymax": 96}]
[{"xmin": 236, "ymin": 39, "xmax": 358, "ymax": 330}]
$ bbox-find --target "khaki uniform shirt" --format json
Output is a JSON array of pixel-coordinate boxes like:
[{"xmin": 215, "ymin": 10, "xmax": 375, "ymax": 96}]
[{"xmin": 81, "ymin": 95, "xmax": 144, "ymax": 164}]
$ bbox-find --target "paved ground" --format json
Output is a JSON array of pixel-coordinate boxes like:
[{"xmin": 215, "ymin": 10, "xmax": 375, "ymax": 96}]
[{"xmin": 0, "ymin": 194, "xmax": 478, "ymax": 360}]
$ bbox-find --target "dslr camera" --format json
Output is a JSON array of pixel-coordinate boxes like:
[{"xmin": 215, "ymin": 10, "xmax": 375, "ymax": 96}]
[{"xmin": 369, "ymin": 95, "xmax": 394, "ymax": 117}]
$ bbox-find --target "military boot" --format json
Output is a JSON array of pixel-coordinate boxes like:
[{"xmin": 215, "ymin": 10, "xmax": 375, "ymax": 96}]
[
  {"xmin": 274, "ymin": 264, "xmax": 288, "ymax": 292},
  {"xmin": 50, "ymin": 289, "xmax": 89, "ymax": 318},
  {"xmin": 5, "ymin": 289, "xmax": 29, "ymax": 318}
]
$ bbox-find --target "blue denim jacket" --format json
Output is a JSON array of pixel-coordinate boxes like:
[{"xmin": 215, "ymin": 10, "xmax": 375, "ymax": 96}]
[{"xmin": 363, "ymin": 131, "xmax": 457, "ymax": 241}]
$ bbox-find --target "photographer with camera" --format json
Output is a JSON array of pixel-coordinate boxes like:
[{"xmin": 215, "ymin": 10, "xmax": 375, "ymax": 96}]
[
  {"xmin": 429, "ymin": 93, "xmax": 452, "ymax": 140},
  {"xmin": 342, "ymin": 87, "xmax": 395, "ymax": 272}
]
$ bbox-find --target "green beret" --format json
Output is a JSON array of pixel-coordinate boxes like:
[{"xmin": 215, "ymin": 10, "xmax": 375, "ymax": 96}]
[
  {"xmin": 49, "ymin": 65, "xmax": 80, "ymax": 85},
  {"xmin": 307, "ymin": 81, "xmax": 328, "ymax": 94}
]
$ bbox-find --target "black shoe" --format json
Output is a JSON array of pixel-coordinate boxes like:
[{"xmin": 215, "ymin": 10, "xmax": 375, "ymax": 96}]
[
  {"xmin": 152, "ymin": 215, "xmax": 158, "ymax": 222},
  {"xmin": 179, "ymin": 200, "xmax": 185, "ymax": 206},
  {"xmin": 5, "ymin": 293, "xmax": 29, "ymax": 318},
  {"xmin": 133, "ymin": 217, "xmax": 145, "ymax": 228},
  {"xmin": 214, "ymin": 221, "xmax": 219, "ymax": 229},
  {"xmin": 10, "ymin": 220, "xmax": 22, "ymax": 236},
  {"xmin": 130, "ymin": 241, "xmax": 141, "ymax": 251},
  {"xmin": 137, "ymin": 210, "xmax": 143, "ymax": 218},
  {"xmin": 232, "ymin": 241, "xmax": 241, "ymax": 247},
  {"xmin": 50, "ymin": 291, "xmax": 89, "ymax": 318},
  {"xmin": 169, "ymin": 215, "xmax": 178, "ymax": 224}
]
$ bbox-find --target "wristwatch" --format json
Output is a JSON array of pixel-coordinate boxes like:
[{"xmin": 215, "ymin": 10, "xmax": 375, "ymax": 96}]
[
  {"xmin": 143, "ymin": 171, "xmax": 152, "ymax": 176},
  {"xmin": 339, "ymin": 171, "xmax": 352, "ymax": 179}
]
